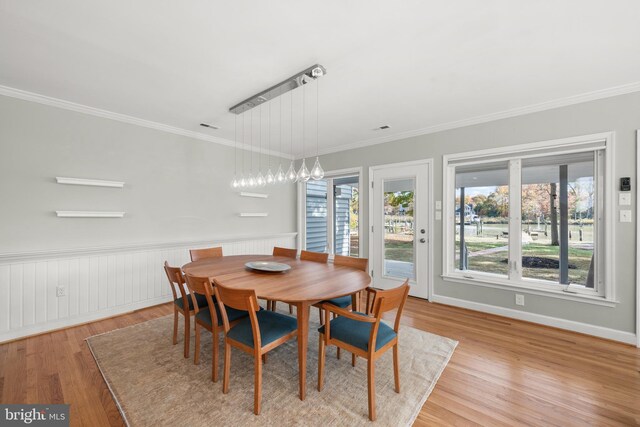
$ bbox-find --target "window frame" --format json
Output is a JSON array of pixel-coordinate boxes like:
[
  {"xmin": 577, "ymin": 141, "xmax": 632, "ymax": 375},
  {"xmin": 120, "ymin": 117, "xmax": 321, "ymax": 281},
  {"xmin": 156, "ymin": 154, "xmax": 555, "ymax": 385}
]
[
  {"xmin": 442, "ymin": 132, "xmax": 617, "ymax": 305},
  {"xmin": 297, "ymin": 167, "xmax": 363, "ymax": 259}
]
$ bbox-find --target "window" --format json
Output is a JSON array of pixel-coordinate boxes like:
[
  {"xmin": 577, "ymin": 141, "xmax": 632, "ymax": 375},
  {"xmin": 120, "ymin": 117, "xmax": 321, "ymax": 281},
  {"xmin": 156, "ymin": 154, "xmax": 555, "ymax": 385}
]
[
  {"xmin": 443, "ymin": 133, "xmax": 613, "ymax": 301},
  {"xmin": 303, "ymin": 172, "xmax": 360, "ymax": 257}
]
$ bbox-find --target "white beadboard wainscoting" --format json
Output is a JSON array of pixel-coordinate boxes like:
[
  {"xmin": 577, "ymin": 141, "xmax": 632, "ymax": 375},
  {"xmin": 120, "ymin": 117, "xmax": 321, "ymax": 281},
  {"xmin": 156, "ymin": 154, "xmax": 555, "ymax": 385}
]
[{"xmin": 0, "ymin": 232, "xmax": 297, "ymax": 343}]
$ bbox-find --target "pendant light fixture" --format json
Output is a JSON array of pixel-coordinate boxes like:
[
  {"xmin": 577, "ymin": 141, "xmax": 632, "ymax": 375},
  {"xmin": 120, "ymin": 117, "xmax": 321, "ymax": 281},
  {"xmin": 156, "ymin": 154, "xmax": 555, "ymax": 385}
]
[
  {"xmin": 310, "ymin": 74, "xmax": 325, "ymax": 180},
  {"xmin": 228, "ymin": 64, "xmax": 326, "ymax": 188},
  {"xmin": 247, "ymin": 109, "xmax": 256, "ymax": 188},
  {"xmin": 231, "ymin": 113, "xmax": 240, "ymax": 188},
  {"xmin": 256, "ymin": 105, "xmax": 266, "ymax": 187},
  {"xmin": 275, "ymin": 94, "xmax": 286, "ymax": 184},
  {"xmin": 265, "ymin": 101, "xmax": 275, "ymax": 184},
  {"xmin": 285, "ymin": 89, "xmax": 298, "ymax": 182},
  {"xmin": 297, "ymin": 80, "xmax": 311, "ymax": 182}
]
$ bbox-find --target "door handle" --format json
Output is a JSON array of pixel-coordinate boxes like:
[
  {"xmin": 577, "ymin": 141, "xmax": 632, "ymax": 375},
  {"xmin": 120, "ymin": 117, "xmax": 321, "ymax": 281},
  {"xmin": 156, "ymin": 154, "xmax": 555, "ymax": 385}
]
[{"xmin": 419, "ymin": 238, "xmax": 426, "ymax": 243}]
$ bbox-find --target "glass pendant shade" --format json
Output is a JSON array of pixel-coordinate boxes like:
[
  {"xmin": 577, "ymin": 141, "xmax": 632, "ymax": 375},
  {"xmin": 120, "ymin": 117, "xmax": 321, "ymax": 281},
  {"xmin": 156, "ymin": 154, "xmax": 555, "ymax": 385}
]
[
  {"xmin": 310, "ymin": 157, "xmax": 324, "ymax": 180},
  {"xmin": 256, "ymin": 171, "xmax": 266, "ymax": 187},
  {"xmin": 231, "ymin": 175, "xmax": 240, "ymax": 189},
  {"xmin": 239, "ymin": 175, "xmax": 247, "ymax": 188},
  {"xmin": 247, "ymin": 174, "xmax": 256, "ymax": 188},
  {"xmin": 286, "ymin": 161, "xmax": 297, "ymax": 182},
  {"xmin": 297, "ymin": 159, "xmax": 310, "ymax": 182},
  {"xmin": 266, "ymin": 169, "xmax": 275, "ymax": 184},
  {"xmin": 275, "ymin": 165, "xmax": 286, "ymax": 183}
]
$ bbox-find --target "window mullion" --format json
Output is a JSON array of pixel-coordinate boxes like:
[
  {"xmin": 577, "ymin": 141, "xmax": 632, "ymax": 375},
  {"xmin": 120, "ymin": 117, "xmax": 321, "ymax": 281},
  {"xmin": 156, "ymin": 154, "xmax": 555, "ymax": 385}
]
[{"xmin": 508, "ymin": 159, "xmax": 522, "ymax": 280}]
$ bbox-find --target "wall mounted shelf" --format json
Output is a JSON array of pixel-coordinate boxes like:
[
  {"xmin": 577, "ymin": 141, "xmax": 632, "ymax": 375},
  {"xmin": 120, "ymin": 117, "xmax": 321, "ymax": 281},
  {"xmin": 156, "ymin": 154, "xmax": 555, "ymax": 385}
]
[
  {"xmin": 56, "ymin": 211, "xmax": 126, "ymax": 218},
  {"xmin": 56, "ymin": 177, "xmax": 125, "ymax": 188},
  {"xmin": 238, "ymin": 213, "xmax": 268, "ymax": 217},
  {"xmin": 239, "ymin": 192, "xmax": 268, "ymax": 199}
]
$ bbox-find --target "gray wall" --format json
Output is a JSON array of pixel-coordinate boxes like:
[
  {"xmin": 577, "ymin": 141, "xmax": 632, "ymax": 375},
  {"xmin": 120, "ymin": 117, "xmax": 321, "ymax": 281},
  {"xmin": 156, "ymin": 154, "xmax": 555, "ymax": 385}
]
[
  {"xmin": 0, "ymin": 95, "xmax": 297, "ymax": 253},
  {"xmin": 312, "ymin": 91, "xmax": 639, "ymax": 333}
]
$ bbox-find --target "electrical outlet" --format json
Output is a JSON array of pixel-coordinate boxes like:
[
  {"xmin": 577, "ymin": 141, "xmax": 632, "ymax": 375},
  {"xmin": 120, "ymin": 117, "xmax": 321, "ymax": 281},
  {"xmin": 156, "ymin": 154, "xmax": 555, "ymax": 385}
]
[
  {"xmin": 56, "ymin": 285, "xmax": 66, "ymax": 297},
  {"xmin": 515, "ymin": 294, "xmax": 525, "ymax": 306}
]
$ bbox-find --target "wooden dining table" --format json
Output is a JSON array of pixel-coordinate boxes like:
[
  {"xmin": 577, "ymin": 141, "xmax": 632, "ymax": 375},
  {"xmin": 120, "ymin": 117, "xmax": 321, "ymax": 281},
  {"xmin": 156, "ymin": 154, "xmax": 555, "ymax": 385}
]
[{"xmin": 181, "ymin": 254, "xmax": 371, "ymax": 400}]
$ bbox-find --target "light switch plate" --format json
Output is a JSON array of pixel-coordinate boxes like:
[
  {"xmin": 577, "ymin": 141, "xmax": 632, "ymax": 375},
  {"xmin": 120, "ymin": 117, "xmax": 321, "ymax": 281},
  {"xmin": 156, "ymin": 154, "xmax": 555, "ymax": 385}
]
[
  {"xmin": 435, "ymin": 211, "xmax": 442, "ymax": 220},
  {"xmin": 619, "ymin": 193, "xmax": 631, "ymax": 206},
  {"xmin": 620, "ymin": 210, "xmax": 632, "ymax": 222},
  {"xmin": 435, "ymin": 200, "xmax": 442, "ymax": 210}
]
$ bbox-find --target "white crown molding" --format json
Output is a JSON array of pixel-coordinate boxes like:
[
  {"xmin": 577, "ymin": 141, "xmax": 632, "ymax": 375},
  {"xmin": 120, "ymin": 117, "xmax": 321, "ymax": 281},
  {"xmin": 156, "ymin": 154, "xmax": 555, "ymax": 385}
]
[
  {"xmin": 313, "ymin": 81, "xmax": 640, "ymax": 158},
  {"xmin": 0, "ymin": 85, "xmax": 294, "ymax": 160},
  {"xmin": 0, "ymin": 231, "xmax": 297, "ymax": 263}
]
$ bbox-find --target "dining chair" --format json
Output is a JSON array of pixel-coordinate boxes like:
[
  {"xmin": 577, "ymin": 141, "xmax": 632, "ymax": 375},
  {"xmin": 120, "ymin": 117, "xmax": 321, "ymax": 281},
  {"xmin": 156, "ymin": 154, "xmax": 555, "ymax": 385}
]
[
  {"xmin": 214, "ymin": 280, "xmax": 298, "ymax": 415},
  {"xmin": 184, "ymin": 273, "xmax": 250, "ymax": 382},
  {"xmin": 317, "ymin": 280, "xmax": 410, "ymax": 421},
  {"xmin": 300, "ymin": 250, "xmax": 329, "ymax": 263},
  {"xmin": 164, "ymin": 261, "xmax": 207, "ymax": 358},
  {"xmin": 317, "ymin": 255, "xmax": 368, "ymax": 362},
  {"xmin": 269, "ymin": 246, "xmax": 298, "ymax": 313},
  {"xmin": 189, "ymin": 246, "xmax": 223, "ymax": 262}
]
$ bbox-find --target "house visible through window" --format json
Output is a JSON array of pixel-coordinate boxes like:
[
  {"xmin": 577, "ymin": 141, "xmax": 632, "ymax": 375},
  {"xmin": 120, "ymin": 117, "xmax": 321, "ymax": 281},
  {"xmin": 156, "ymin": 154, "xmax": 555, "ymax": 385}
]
[
  {"xmin": 304, "ymin": 174, "xmax": 359, "ymax": 256},
  {"xmin": 444, "ymin": 134, "xmax": 611, "ymax": 300}
]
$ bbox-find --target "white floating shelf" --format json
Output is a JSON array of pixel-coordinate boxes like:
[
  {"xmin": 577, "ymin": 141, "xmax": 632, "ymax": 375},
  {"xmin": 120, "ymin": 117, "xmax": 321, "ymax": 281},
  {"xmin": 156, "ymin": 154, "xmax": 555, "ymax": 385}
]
[
  {"xmin": 56, "ymin": 211, "xmax": 126, "ymax": 218},
  {"xmin": 238, "ymin": 212, "xmax": 268, "ymax": 217},
  {"xmin": 239, "ymin": 192, "xmax": 268, "ymax": 199},
  {"xmin": 56, "ymin": 177, "xmax": 125, "ymax": 188}
]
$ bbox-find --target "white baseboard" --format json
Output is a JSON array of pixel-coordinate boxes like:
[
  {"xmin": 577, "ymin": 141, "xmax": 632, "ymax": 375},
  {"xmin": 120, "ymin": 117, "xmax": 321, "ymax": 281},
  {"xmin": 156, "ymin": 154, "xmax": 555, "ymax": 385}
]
[
  {"xmin": 431, "ymin": 294, "xmax": 637, "ymax": 345},
  {"xmin": 0, "ymin": 295, "xmax": 172, "ymax": 343}
]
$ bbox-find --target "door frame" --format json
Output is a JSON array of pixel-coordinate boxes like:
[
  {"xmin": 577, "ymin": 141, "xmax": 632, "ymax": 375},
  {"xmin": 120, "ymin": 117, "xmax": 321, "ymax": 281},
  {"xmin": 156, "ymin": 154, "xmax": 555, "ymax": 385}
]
[
  {"xmin": 636, "ymin": 130, "xmax": 640, "ymax": 347},
  {"xmin": 368, "ymin": 159, "xmax": 434, "ymax": 300}
]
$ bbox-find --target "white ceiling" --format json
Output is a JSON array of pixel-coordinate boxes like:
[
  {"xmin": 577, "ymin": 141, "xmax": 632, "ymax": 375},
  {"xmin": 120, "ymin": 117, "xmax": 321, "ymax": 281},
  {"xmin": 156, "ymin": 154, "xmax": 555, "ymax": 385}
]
[{"xmin": 1, "ymin": 1, "xmax": 639, "ymax": 158}]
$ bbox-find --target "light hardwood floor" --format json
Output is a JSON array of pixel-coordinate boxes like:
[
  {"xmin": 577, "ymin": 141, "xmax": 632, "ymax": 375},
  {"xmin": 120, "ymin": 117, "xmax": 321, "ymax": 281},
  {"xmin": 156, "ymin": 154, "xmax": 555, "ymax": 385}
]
[{"xmin": 1, "ymin": 297, "xmax": 638, "ymax": 426}]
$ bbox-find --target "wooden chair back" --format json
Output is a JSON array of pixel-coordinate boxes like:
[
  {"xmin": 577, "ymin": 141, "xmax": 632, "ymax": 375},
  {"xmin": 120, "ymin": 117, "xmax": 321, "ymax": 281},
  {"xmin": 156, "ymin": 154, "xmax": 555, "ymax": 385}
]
[
  {"xmin": 163, "ymin": 261, "xmax": 189, "ymax": 304},
  {"xmin": 184, "ymin": 273, "xmax": 217, "ymax": 317},
  {"xmin": 213, "ymin": 281, "xmax": 261, "ymax": 348},
  {"xmin": 189, "ymin": 246, "xmax": 223, "ymax": 262},
  {"xmin": 300, "ymin": 250, "xmax": 329, "ymax": 263},
  {"xmin": 369, "ymin": 280, "xmax": 410, "ymax": 332},
  {"xmin": 272, "ymin": 246, "xmax": 297, "ymax": 259},
  {"xmin": 334, "ymin": 255, "xmax": 368, "ymax": 271}
]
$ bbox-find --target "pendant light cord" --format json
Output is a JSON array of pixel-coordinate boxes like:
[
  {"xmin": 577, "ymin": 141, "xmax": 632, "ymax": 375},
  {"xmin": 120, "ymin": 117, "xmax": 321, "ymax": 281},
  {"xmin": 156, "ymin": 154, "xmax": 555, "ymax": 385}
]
[
  {"xmin": 316, "ymin": 78, "xmax": 319, "ymax": 157},
  {"xmin": 302, "ymin": 80, "xmax": 305, "ymax": 159}
]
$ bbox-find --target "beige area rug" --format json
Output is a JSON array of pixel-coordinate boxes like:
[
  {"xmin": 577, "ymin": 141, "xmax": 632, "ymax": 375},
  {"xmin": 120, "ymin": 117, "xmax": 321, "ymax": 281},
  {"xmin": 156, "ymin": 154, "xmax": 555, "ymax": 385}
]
[{"xmin": 86, "ymin": 309, "xmax": 457, "ymax": 426}]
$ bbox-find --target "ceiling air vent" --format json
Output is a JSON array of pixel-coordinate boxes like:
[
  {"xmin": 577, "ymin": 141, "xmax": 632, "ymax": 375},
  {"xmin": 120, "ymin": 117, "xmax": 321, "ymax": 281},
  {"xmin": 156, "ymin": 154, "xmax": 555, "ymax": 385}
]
[{"xmin": 200, "ymin": 123, "xmax": 220, "ymax": 130}]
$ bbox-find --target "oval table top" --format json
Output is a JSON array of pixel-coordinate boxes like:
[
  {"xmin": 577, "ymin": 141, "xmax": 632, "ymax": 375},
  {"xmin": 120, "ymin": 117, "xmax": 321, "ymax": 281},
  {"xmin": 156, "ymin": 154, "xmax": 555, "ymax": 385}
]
[{"xmin": 182, "ymin": 254, "xmax": 371, "ymax": 303}]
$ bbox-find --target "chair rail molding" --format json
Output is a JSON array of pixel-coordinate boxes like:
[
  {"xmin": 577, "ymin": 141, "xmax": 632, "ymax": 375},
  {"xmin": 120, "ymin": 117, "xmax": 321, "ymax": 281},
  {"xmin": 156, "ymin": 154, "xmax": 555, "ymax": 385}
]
[{"xmin": 0, "ymin": 232, "xmax": 297, "ymax": 342}]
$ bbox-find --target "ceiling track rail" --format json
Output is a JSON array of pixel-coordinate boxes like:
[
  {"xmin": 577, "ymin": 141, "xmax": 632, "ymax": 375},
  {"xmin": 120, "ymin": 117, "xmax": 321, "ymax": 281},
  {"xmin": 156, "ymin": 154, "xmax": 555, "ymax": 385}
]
[{"xmin": 229, "ymin": 64, "xmax": 326, "ymax": 114}]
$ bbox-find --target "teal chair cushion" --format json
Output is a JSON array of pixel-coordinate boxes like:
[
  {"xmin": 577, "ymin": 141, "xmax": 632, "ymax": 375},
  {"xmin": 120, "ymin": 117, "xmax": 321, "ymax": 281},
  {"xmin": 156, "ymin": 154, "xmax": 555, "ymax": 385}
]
[
  {"xmin": 227, "ymin": 311, "xmax": 297, "ymax": 348},
  {"xmin": 318, "ymin": 313, "xmax": 397, "ymax": 351},
  {"xmin": 195, "ymin": 303, "xmax": 252, "ymax": 328},
  {"xmin": 322, "ymin": 295, "xmax": 352, "ymax": 308},
  {"xmin": 174, "ymin": 293, "xmax": 208, "ymax": 311}
]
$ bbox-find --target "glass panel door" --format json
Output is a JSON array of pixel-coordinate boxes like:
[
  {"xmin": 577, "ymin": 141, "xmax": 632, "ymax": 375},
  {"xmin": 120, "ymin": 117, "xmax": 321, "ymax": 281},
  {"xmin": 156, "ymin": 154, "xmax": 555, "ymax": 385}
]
[
  {"xmin": 371, "ymin": 162, "xmax": 430, "ymax": 299},
  {"xmin": 383, "ymin": 178, "xmax": 416, "ymax": 279}
]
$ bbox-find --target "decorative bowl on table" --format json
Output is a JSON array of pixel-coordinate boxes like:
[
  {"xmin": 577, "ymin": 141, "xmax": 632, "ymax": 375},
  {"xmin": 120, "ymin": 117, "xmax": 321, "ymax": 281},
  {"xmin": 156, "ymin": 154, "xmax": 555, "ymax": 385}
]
[{"xmin": 244, "ymin": 261, "xmax": 291, "ymax": 273}]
